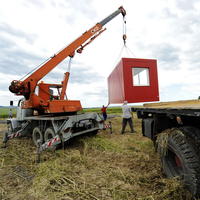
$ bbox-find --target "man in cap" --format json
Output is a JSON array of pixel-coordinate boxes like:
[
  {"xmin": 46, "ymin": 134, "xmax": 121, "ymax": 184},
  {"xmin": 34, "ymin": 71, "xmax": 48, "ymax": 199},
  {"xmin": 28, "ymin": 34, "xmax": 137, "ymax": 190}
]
[{"xmin": 121, "ymin": 100, "xmax": 134, "ymax": 134}]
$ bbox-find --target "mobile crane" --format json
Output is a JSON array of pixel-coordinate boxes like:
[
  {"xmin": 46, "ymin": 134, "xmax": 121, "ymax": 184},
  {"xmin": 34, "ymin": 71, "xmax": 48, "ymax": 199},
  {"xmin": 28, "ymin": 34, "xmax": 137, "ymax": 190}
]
[{"xmin": 3, "ymin": 7, "xmax": 126, "ymax": 152}]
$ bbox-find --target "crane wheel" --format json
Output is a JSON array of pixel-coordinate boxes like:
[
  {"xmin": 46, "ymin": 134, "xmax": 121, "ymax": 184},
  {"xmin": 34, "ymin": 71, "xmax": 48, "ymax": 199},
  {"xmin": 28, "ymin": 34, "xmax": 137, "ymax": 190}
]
[
  {"xmin": 44, "ymin": 128, "xmax": 56, "ymax": 142},
  {"xmin": 32, "ymin": 127, "xmax": 44, "ymax": 146}
]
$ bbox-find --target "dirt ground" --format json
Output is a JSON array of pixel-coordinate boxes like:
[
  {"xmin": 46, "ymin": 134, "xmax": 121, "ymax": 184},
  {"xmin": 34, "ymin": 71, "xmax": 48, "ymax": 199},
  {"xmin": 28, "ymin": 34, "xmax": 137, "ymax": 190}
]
[{"xmin": 0, "ymin": 116, "xmax": 194, "ymax": 200}]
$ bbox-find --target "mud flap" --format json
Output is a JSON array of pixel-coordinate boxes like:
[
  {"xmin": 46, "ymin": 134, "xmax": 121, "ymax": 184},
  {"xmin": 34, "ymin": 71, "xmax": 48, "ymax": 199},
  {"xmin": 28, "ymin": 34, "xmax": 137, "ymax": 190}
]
[
  {"xmin": 2, "ymin": 121, "xmax": 30, "ymax": 147},
  {"xmin": 2, "ymin": 128, "xmax": 26, "ymax": 147},
  {"xmin": 104, "ymin": 121, "xmax": 112, "ymax": 134},
  {"xmin": 36, "ymin": 135, "xmax": 62, "ymax": 163}
]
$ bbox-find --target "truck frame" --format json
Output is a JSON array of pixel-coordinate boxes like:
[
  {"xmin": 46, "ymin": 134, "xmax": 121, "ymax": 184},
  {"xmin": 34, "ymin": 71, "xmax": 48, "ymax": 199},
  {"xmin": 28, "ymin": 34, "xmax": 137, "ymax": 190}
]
[{"xmin": 133, "ymin": 100, "xmax": 200, "ymax": 196}]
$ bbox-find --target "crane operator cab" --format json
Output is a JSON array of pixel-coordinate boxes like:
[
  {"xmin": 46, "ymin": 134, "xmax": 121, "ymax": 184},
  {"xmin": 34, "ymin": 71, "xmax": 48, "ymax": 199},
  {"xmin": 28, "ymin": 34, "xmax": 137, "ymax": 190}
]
[{"xmin": 36, "ymin": 82, "xmax": 62, "ymax": 101}]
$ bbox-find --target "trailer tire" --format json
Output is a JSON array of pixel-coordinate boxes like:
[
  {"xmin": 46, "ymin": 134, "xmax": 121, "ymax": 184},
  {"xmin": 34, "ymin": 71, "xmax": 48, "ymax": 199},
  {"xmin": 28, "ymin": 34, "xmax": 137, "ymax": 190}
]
[
  {"xmin": 179, "ymin": 126, "xmax": 200, "ymax": 154},
  {"xmin": 32, "ymin": 127, "xmax": 43, "ymax": 146},
  {"xmin": 158, "ymin": 128, "xmax": 200, "ymax": 196},
  {"xmin": 44, "ymin": 128, "xmax": 56, "ymax": 142}
]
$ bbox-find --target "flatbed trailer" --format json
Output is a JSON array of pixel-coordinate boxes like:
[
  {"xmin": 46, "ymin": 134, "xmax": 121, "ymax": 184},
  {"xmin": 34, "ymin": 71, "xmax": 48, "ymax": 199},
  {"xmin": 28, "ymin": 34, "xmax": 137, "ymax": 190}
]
[{"xmin": 132, "ymin": 99, "xmax": 200, "ymax": 197}]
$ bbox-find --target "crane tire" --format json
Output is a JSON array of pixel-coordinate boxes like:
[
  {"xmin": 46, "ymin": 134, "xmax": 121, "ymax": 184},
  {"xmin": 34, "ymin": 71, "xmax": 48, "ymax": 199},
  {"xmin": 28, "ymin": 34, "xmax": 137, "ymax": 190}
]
[
  {"xmin": 44, "ymin": 128, "xmax": 56, "ymax": 142},
  {"xmin": 32, "ymin": 127, "xmax": 44, "ymax": 146},
  {"xmin": 157, "ymin": 128, "xmax": 200, "ymax": 197}
]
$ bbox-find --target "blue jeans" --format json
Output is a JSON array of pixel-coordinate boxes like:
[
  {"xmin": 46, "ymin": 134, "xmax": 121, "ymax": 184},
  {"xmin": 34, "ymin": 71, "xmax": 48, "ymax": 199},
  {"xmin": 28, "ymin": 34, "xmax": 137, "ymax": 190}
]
[{"xmin": 102, "ymin": 112, "xmax": 107, "ymax": 121}]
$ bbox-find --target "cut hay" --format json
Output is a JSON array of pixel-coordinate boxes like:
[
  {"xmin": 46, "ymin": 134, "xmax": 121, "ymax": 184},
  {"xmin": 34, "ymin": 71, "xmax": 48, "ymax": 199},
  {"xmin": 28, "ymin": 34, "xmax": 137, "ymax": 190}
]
[{"xmin": 0, "ymin": 117, "xmax": 192, "ymax": 200}]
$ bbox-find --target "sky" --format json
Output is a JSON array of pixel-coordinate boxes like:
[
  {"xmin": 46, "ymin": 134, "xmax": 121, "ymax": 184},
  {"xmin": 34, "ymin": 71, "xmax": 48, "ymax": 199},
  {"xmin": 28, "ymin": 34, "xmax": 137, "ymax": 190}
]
[{"xmin": 0, "ymin": 0, "xmax": 200, "ymax": 108}]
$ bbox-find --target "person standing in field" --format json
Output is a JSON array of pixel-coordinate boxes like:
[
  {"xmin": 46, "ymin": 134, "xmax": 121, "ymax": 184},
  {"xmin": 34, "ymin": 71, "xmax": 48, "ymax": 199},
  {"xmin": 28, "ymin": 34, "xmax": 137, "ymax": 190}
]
[
  {"xmin": 121, "ymin": 100, "xmax": 134, "ymax": 134},
  {"xmin": 101, "ymin": 105, "xmax": 107, "ymax": 121},
  {"xmin": 9, "ymin": 109, "xmax": 13, "ymax": 118}
]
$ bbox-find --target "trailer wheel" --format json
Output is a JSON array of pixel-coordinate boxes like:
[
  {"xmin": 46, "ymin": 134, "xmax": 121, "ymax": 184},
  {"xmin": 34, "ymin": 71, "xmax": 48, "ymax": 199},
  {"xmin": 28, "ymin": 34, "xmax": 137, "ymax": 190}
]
[
  {"xmin": 32, "ymin": 127, "xmax": 43, "ymax": 146},
  {"xmin": 157, "ymin": 128, "xmax": 200, "ymax": 196},
  {"xmin": 44, "ymin": 128, "xmax": 56, "ymax": 142},
  {"xmin": 179, "ymin": 126, "xmax": 200, "ymax": 153}
]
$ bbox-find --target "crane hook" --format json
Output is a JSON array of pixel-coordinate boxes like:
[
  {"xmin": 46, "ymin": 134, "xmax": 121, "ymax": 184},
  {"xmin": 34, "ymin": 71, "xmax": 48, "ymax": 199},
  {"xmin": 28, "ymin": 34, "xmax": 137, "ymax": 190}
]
[{"xmin": 123, "ymin": 34, "xmax": 127, "ymax": 45}]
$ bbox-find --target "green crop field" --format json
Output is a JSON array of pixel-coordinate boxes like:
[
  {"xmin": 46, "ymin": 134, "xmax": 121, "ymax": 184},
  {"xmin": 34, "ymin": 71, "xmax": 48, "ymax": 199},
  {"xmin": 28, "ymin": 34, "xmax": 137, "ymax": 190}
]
[
  {"xmin": 0, "ymin": 107, "xmax": 16, "ymax": 119},
  {"xmin": 0, "ymin": 107, "xmax": 120, "ymax": 119},
  {"xmin": 84, "ymin": 106, "xmax": 122, "ymax": 114}
]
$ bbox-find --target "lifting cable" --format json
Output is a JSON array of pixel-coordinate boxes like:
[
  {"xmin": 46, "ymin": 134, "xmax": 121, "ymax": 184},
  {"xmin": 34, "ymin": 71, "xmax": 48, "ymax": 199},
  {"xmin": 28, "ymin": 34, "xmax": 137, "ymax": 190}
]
[
  {"xmin": 30, "ymin": 57, "xmax": 73, "ymax": 100},
  {"xmin": 19, "ymin": 42, "xmax": 73, "ymax": 81},
  {"xmin": 19, "ymin": 57, "xmax": 51, "ymax": 81},
  {"xmin": 19, "ymin": 52, "xmax": 73, "ymax": 83},
  {"xmin": 109, "ymin": 15, "xmax": 136, "ymax": 105},
  {"xmin": 122, "ymin": 15, "xmax": 136, "ymax": 57},
  {"xmin": 122, "ymin": 15, "xmax": 136, "ymax": 58},
  {"xmin": 122, "ymin": 15, "xmax": 127, "ymax": 46},
  {"xmin": 112, "ymin": 15, "xmax": 136, "ymax": 67}
]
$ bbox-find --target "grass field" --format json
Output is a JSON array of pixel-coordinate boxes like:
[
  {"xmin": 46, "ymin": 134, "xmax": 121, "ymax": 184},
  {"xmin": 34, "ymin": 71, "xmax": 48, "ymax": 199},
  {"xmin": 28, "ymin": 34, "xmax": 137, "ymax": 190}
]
[
  {"xmin": 0, "ymin": 106, "xmax": 119, "ymax": 119},
  {"xmin": 0, "ymin": 111, "xmax": 194, "ymax": 200}
]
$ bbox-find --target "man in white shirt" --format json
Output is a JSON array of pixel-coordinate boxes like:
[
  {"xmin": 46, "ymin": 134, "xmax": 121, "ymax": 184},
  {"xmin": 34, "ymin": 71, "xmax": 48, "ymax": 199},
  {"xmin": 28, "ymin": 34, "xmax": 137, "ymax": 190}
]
[{"xmin": 121, "ymin": 101, "xmax": 134, "ymax": 134}]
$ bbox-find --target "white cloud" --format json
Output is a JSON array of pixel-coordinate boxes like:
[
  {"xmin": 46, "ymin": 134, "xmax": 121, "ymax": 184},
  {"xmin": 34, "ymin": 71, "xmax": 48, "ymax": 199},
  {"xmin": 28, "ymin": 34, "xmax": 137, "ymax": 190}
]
[{"xmin": 0, "ymin": 0, "xmax": 200, "ymax": 107}]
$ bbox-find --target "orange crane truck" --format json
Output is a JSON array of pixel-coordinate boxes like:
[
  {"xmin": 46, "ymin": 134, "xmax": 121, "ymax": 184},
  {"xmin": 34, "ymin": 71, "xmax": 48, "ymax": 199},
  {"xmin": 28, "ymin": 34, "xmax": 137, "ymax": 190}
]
[{"xmin": 3, "ymin": 7, "xmax": 126, "ymax": 153}]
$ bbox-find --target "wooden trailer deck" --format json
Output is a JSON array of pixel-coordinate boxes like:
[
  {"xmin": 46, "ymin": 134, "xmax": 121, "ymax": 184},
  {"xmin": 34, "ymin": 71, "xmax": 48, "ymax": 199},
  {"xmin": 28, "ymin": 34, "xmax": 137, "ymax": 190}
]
[
  {"xmin": 132, "ymin": 100, "xmax": 200, "ymax": 117},
  {"xmin": 143, "ymin": 99, "xmax": 200, "ymax": 109}
]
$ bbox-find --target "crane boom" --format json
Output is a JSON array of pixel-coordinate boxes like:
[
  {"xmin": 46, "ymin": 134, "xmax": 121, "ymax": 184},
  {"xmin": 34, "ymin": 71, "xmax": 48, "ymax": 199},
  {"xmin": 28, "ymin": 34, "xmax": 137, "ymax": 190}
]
[{"xmin": 9, "ymin": 6, "xmax": 126, "ymax": 114}]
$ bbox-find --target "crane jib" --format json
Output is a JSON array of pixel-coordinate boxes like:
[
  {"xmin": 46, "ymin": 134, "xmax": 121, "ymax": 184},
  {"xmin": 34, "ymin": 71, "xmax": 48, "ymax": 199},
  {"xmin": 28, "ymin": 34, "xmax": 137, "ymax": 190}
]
[{"xmin": 99, "ymin": 7, "xmax": 126, "ymax": 26}]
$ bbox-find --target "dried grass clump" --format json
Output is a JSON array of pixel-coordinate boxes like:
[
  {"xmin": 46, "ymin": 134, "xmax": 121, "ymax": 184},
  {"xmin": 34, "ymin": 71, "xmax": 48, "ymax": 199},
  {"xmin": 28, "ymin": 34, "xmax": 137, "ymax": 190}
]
[
  {"xmin": 156, "ymin": 129, "xmax": 172, "ymax": 156},
  {"xmin": 0, "ymin": 119, "xmax": 194, "ymax": 200},
  {"xmin": 81, "ymin": 135, "xmax": 123, "ymax": 153},
  {"xmin": 156, "ymin": 128, "xmax": 185, "ymax": 157}
]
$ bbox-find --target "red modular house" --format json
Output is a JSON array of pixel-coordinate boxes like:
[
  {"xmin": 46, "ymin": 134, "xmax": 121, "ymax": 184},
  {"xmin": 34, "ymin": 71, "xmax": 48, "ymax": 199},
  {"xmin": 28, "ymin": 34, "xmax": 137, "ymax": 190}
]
[{"xmin": 108, "ymin": 58, "xmax": 159, "ymax": 104}]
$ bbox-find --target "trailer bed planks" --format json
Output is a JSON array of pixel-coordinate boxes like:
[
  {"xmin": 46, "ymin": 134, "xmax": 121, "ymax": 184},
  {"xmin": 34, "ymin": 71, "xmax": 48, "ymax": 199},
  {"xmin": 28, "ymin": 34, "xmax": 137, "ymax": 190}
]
[
  {"xmin": 132, "ymin": 100, "xmax": 200, "ymax": 117},
  {"xmin": 143, "ymin": 99, "xmax": 200, "ymax": 109}
]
